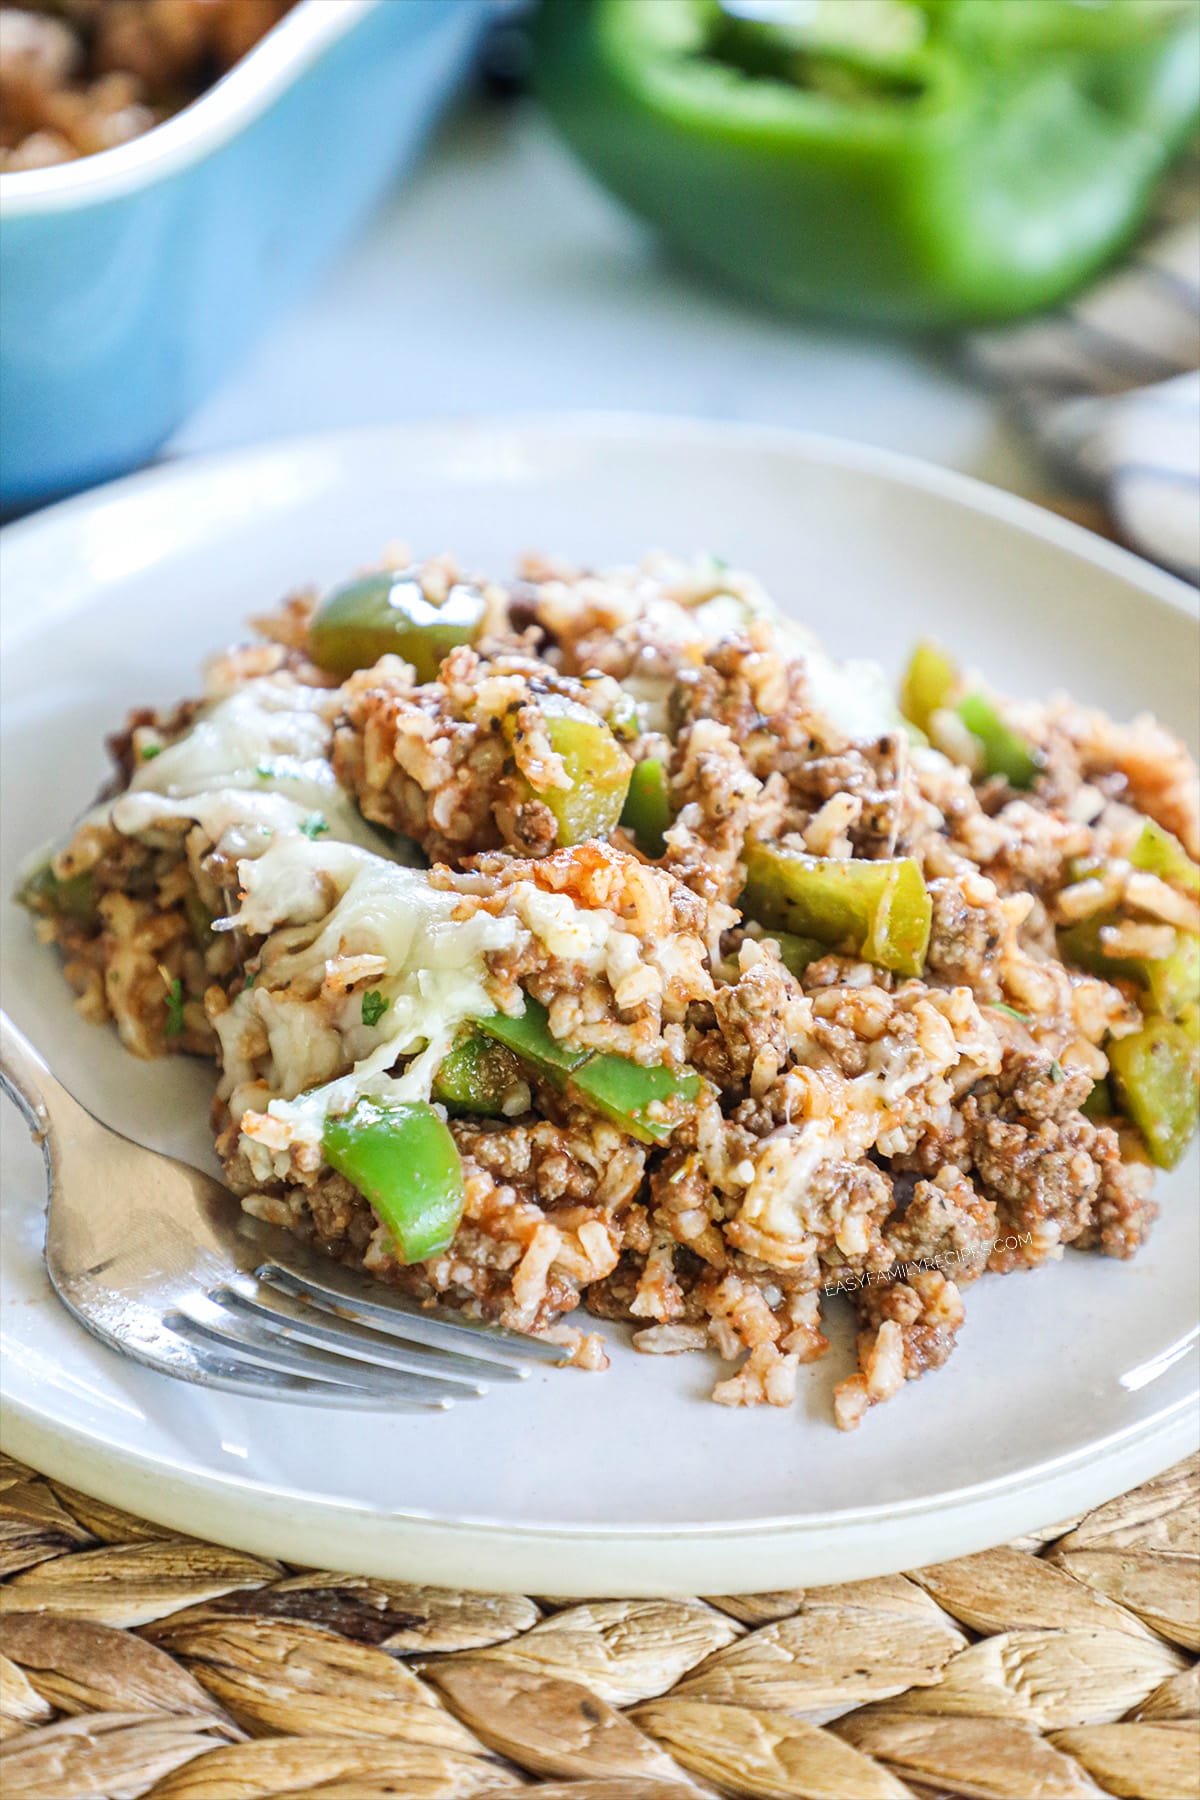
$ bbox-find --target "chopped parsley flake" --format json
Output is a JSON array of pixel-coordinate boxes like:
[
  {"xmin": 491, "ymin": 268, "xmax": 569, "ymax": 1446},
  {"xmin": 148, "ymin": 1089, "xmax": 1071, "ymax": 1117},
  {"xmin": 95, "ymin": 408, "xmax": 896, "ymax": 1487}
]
[
  {"xmin": 256, "ymin": 762, "xmax": 273, "ymax": 780},
  {"xmin": 361, "ymin": 990, "xmax": 389, "ymax": 1029},
  {"xmin": 163, "ymin": 976, "xmax": 186, "ymax": 1036},
  {"xmin": 140, "ymin": 744, "xmax": 162, "ymax": 761},
  {"xmin": 244, "ymin": 972, "xmax": 256, "ymax": 990},
  {"xmin": 989, "ymin": 1002, "xmax": 1030, "ymax": 1024},
  {"xmin": 300, "ymin": 814, "xmax": 329, "ymax": 839},
  {"xmin": 1049, "ymin": 1060, "xmax": 1064, "ymax": 1084}
]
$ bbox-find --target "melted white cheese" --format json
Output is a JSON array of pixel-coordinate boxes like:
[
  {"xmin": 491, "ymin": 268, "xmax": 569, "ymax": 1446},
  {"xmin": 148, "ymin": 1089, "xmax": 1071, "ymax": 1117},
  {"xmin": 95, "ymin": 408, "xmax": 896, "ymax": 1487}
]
[
  {"xmin": 649, "ymin": 582, "xmax": 898, "ymax": 745},
  {"xmin": 740, "ymin": 1111, "xmax": 876, "ymax": 1249},
  {"xmin": 512, "ymin": 885, "xmax": 608, "ymax": 970},
  {"xmin": 760, "ymin": 608, "xmax": 899, "ymax": 745},
  {"xmin": 801, "ymin": 648, "xmax": 900, "ymax": 744},
  {"xmin": 739, "ymin": 998, "xmax": 997, "ymax": 1247},
  {"xmin": 223, "ymin": 836, "xmax": 521, "ymax": 1145},
  {"xmin": 109, "ymin": 674, "xmax": 396, "ymax": 858}
]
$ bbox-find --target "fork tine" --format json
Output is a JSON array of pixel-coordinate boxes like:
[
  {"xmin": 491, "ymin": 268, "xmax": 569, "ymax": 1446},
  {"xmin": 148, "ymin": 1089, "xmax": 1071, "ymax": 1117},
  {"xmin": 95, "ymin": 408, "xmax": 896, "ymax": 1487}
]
[
  {"xmin": 1, "ymin": 1006, "xmax": 573, "ymax": 1410},
  {"xmin": 166, "ymin": 1297, "xmax": 472, "ymax": 1406},
  {"xmin": 256, "ymin": 1261, "xmax": 575, "ymax": 1369},
  {"xmin": 215, "ymin": 1278, "xmax": 523, "ymax": 1385},
  {"xmin": 161, "ymin": 1339, "xmax": 445, "ymax": 1411}
]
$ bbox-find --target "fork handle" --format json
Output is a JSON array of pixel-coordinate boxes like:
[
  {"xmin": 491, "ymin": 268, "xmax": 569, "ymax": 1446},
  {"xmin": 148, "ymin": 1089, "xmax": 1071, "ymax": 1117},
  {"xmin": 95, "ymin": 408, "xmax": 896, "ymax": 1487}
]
[{"xmin": 0, "ymin": 1010, "xmax": 60, "ymax": 1141}]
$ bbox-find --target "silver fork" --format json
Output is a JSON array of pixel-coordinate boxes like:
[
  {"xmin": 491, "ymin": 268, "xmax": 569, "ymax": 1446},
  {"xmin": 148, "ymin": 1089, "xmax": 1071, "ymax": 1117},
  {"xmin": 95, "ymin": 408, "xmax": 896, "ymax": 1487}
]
[{"xmin": 0, "ymin": 1012, "xmax": 571, "ymax": 1409}]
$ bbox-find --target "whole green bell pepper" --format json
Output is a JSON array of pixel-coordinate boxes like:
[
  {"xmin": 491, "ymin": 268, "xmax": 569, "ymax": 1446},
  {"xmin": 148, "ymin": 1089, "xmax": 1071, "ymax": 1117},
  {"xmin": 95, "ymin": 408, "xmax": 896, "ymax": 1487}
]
[
  {"xmin": 533, "ymin": 0, "xmax": 1200, "ymax": 326},
  {"xmin": 322, "ymin": 1098, "xmax": 465, "ymax": 1264}
]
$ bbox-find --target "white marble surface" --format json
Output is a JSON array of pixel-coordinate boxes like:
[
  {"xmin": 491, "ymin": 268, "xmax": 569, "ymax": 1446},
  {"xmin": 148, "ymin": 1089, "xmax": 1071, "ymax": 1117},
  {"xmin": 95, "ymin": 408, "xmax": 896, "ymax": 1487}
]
[{"xmin": 174, "ymin": 101, "xmax": 1037, "ymax": 494}]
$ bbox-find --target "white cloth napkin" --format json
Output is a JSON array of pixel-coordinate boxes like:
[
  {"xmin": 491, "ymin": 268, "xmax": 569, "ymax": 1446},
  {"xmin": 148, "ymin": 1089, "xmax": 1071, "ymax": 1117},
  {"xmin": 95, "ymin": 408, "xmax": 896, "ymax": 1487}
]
[{"xmin": 972, "ymin": 210, "xmax": 1200, "ymax": 584}]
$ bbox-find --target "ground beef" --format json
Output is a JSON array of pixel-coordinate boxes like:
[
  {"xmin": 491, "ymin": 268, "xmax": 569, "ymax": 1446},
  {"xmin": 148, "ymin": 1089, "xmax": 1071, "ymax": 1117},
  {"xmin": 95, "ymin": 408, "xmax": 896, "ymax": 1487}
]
[
  {"xmin": 453, "ymin": 1113, "xmax": 646, "ymax": 1217},
  {"xmin": 700, "ymin": 939, "xmax": 807, "ymax": 1091},
  {"xmin": 334, "ymin": 647, "xmax": 632, "ymax": 867},
  {"xmin": 924, "ymin": 877, "xmax": 1007, "ymax": 1001},
  {"xmin": 1045, "ymin": 701, "xmax": 1200, "ymax": 860},
  {"xmin": 662, "ymin": 718, "xmax": 785, "ymax": 906},
  {"xmin": 980, "ymin": 798, "xmax": 1093, "ymax": 897},
  {"xmin": 1075, "ymin": 1145, "xmax": 1158, "ymax": 1261},
  {"xmin": 960, "ymin": 1049, "xmax": 1145, "ymax": 1269},
  {"xmin": 834, "ymin": 1268, "xmax": 967, "ymax": 1431},
  {"xmin": 223, "ymin": 1108, "xmax": 646, "ymax": 1336},
  {"xmin": 669, "ymin": 633, "xmax": 815, "ymax": 760},
  {"xmin": 780, "ymin": 737, "xmax": 913, "ymax": 858},
  {"xmin": 884, "ymin": 1167, "xmax": 997, "ymax": 1278}
]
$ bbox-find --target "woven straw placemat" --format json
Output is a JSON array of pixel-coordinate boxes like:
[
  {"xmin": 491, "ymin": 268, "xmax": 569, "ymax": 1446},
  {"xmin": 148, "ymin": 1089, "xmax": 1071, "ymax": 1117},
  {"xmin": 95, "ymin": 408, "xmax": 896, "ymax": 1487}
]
[{"xmin": 0, "ymin": 1453, "xmax": 1195, "ymax": 1799}]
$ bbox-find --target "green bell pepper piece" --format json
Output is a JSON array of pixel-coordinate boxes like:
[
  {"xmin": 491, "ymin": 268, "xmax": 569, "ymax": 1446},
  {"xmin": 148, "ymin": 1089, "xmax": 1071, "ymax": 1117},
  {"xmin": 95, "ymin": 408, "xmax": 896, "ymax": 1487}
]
[
  {"xmin": 764, "ymin": 928, "xmax": 830, "ymax": 981},
  {"xmin": 1162, "ymin": 932, "xmax": 1200, "ymax": 1020},
  {"xmin": 620, "ymin": 756, "xmax": 673, "ymax": 857},
  {"xmin": 1081, "ymin": 1078, "xmax": 1113, "ymax": 1122},
  {"xmin": 899, "ymin": 642, "xmax": 1041, "ymax": 786},
  {"xmin": 478, "ymin": 998, "xmax": 591, "ymax": 1077},
  {"xmin": 322, "ymin": 1098, "xmax": 465, "ymax": 1264},
  {"xmin": 899, "ymin": 639, "xmax": 957, "ymax": 736},
  {"xmin": 1130, "ymin": 819, "xmax": 1200, "ymax": 897},
  {"xmin": 16, "ymin": 860, "xmax": 97, "ymax": 926},
  {"xmin": 743, "ymin": 846, "xmax": 932, "ymax": 977},
  {"xmin": 432, "ymin": 1033, "xmax": 528, "ymax": 1116},
  {"xmin": 1059, "ymin": 914, "xmax": 1200, "ymax": 1021},
  {"xmin": 309, "ymin": 569, "xmax": 487, "ymax": 682},
  {"xmin": 956, "ymin": 692, "xmax": 1042, "ymax": 789},
  {"xmin": 533, "ymin": 0, "xmax": 1200, "ymax": 327},
  {"xmin": 1107, "ymin": 1019, "xmax": 1199, "ymax": 1169},
  {"xmin": 573, "ymin": 1051, "xmax": 701, "ymax": 1145},
  {"xmin": 510, "ymin": 694, "xmax": 633, "ymax": 847},
  {"xmin": 478, "ymin": 995, "xmax": 699, "ymax": 1144}
]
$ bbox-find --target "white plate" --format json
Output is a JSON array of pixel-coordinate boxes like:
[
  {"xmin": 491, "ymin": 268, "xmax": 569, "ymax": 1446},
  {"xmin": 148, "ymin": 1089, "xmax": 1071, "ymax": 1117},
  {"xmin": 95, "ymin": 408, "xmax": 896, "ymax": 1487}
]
[{"xmin": 2, "ymin": 416, "xmax": 1197, "ymax": 1595}]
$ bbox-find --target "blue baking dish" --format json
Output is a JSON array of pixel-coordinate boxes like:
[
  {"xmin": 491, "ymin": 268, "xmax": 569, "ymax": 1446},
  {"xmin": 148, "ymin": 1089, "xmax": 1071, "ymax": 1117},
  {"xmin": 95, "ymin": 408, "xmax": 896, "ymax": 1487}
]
[{"xmin": 0, "ymin": 0, "xmax": 493, "ymax": 509}]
